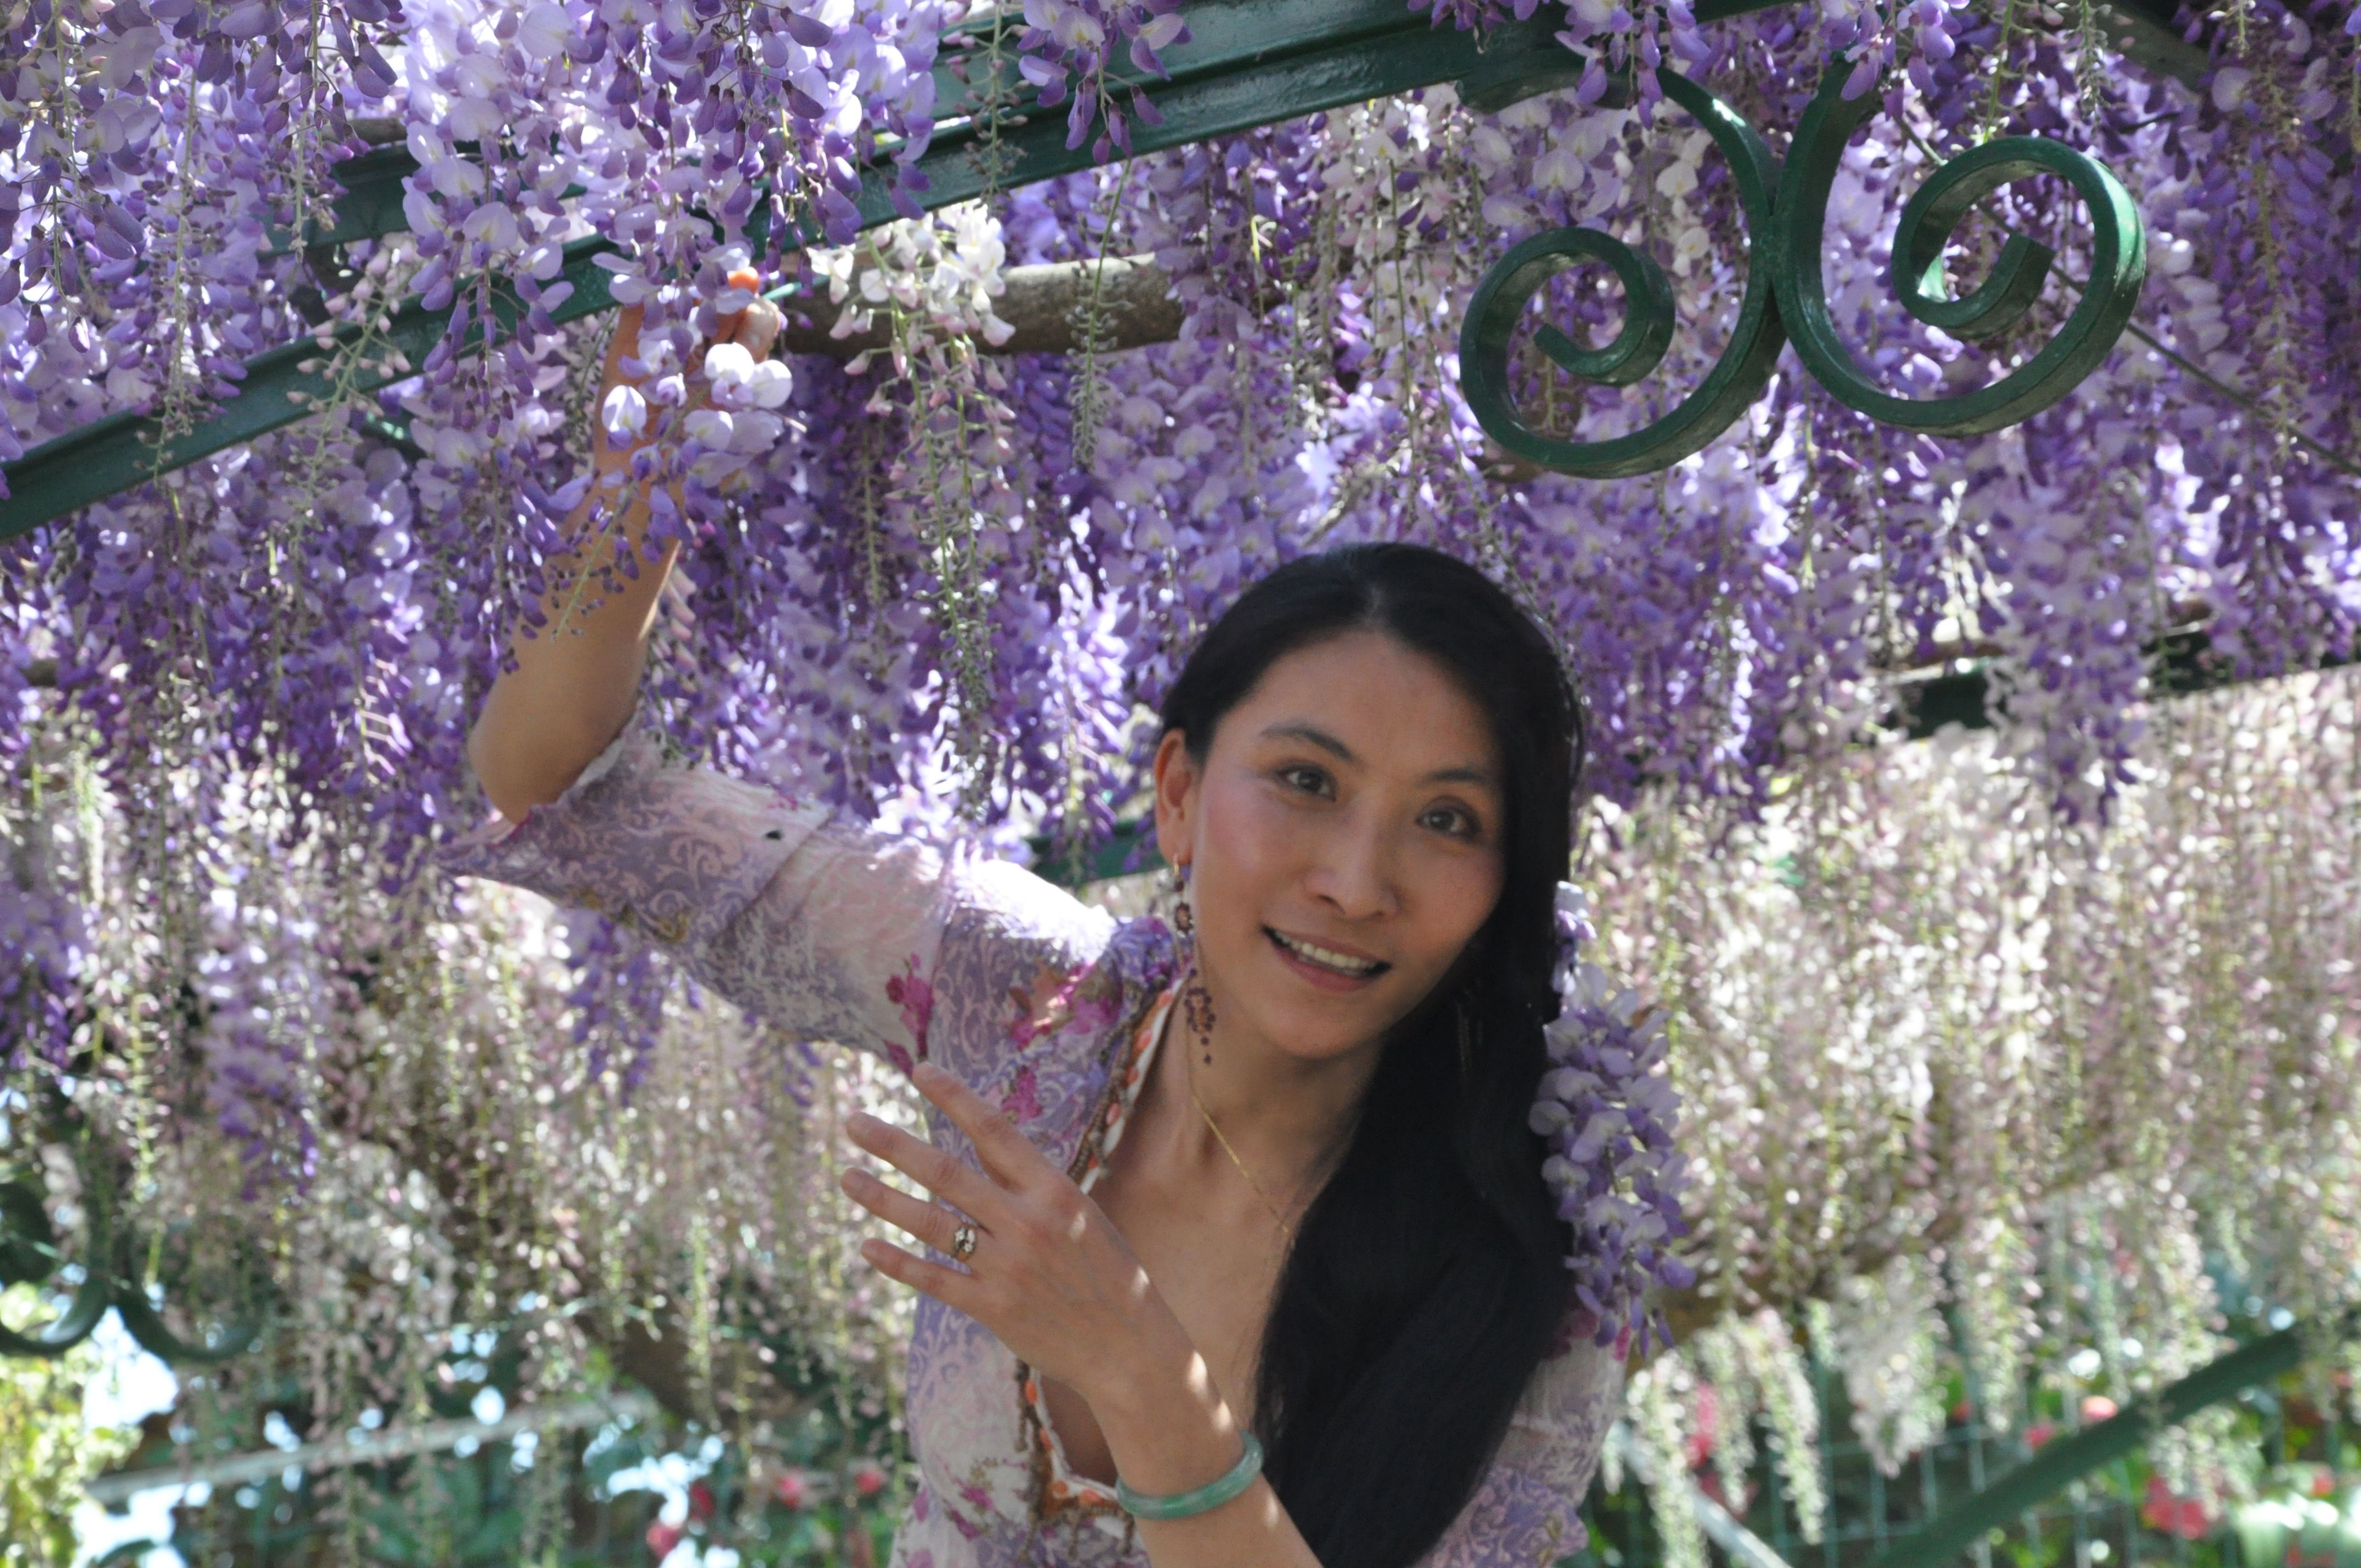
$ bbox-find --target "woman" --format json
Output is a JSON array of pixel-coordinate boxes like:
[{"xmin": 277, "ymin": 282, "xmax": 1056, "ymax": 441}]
[{"xmin": 451, "ymin": 291, "xmax": 1633, "ymax": 1568}]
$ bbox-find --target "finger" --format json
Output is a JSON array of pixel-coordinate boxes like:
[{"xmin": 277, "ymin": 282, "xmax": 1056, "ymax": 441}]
[
  {"xmin": 859, "ymin": 1237, "xmax": 985, "ymax": 1313},
  {"xmin": 605, "ymin": 303, "xmax": 646, "ymax": 374},
  {"xmin": 839, "ymin": 1167, "xmax": 971, "ymax": 1258},
  {"xmin": 844, "ymin": 1110, "xmax": 1012, "ymax": 1219},
  {"xmin": 910, "ymin": 1060, "xmax": 1053, "ymax": 1191},
  {"xmin": 595, "ymin": 304, "xmax": 651, "ymax": 461},
  {"xmin": 710, "ymin": 298, "xmax": 780, "ymax": 363},
  {"xmin": 711, "ymin": 266, "xmax": 764, "ymax": 341},
  {"xmin": 741, "ymin": 297, "xmax": 782, "ymax": 361}
]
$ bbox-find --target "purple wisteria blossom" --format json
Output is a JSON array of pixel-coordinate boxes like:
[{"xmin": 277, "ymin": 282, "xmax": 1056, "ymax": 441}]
[{"xmin": 1532, "ymin": 884, "xmax": 1695, "ymax": 1356}]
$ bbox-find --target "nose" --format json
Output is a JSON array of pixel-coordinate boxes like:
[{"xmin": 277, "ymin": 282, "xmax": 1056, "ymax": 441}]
[{"xmin": 1303, "ymin": 810, "xmax": 1399, "ymax": 922}]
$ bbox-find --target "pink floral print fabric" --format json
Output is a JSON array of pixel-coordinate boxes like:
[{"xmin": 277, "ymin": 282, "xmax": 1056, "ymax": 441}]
[{"xmin": 441, "ymin": 719, "xmax": 1623, "ymax": 1567}]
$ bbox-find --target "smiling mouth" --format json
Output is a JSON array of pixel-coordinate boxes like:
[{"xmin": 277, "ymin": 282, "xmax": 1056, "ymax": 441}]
[{"xmin": 1265, "ymin": 928, "xmax": 1390, "ymax": 979}]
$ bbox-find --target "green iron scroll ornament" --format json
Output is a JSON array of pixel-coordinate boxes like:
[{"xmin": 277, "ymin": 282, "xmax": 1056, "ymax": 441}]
[
  {"xmin": 0, "ymin": 1177, "xmax": 267, "ymax": 1364},
  {"xmin": 1775, "ymin": 61, "xmax": 2147, "ymax": 433},
  {"xmin": 1459, "ymin": 58, "xmax": 2147, "ymax": 472},
  {"xmin": 0, "ymin": 1179, "xmax": 115, "ymax": 1357},
  {"xmin": 1460, "ymin": 70, "xmax": 1788, "ymax": 478}
]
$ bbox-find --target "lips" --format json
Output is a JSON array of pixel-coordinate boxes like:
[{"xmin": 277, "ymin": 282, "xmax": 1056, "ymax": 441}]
[{"xmin": 1264, "ymin": 927, "xmax": 1390, "ymax": 981}]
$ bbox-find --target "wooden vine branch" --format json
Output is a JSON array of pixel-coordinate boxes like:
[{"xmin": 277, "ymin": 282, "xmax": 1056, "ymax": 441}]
[{"xmin": 777, "ymin": 254, "xmax": 1185, "ymax": 358}]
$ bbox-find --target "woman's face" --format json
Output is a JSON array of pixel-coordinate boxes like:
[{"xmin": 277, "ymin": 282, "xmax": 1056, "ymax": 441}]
[{"xmin": 1151, "ymin": 629, "xmax": 1508, "ymax": 1065}]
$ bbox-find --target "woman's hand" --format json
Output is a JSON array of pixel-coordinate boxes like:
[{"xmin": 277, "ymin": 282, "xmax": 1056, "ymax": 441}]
[
  {"xmin": 843, "ymin": 1063, "xmax": 1327, "ymax": 1567},
  {"xmin": 590, "ymin": 271, "xmax": 784, "ymax": 469},
  {"xmin": 467, "ymin": 270, "xmax": 784, "ymax": 821},
  {"xmin": 839, "ymin": 1061, "xmax": 1192, "ymax": 1408}
]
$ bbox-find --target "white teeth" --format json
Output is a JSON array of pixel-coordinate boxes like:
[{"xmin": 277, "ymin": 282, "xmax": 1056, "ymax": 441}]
[{"xmin": 1271, "ymin": 930, "xmax": 1381, "ymax": 976}]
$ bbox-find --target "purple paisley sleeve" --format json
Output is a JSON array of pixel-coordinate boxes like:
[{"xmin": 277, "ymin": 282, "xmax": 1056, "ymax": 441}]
[
  {"xmin": 439, "ymin": 715, "xmax": 1112, "ymax": 1078},
  {"xmin": 1420, "ymin": 1326, "xmax": 1626, "ymax": 1568}
]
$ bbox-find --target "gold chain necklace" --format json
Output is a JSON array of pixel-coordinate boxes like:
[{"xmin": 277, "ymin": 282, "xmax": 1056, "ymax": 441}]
[{"xmin": 1177, "ymin": 986, "xmax": 1296, "ymax": 1240}]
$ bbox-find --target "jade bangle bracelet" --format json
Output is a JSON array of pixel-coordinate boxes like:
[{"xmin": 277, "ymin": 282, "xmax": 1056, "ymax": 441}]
[{"xmin": 1114, "ymin": 1433, "xmax": 1266, "ymax": 1522}]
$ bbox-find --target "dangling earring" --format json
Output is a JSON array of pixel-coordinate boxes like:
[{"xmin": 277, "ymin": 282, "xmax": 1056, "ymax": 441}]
[
  {"xmin": 1185, "ymin": 972, "xmax": 1216, "ymax": 1066},
  {"xmin": 1172, "ymin": 861, "xmax": 1216, "ymax": 1063},
  {"xmin": 1455, "ymin": 991, "xmax": 1477, "ymax": 1081},
  {"xmin": 1165, "ymin": 860, "xmax": 1194, "ymax": 958}
]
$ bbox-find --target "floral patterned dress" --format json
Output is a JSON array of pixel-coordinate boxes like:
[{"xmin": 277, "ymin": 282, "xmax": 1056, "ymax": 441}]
[{"xmin": 442, "ymin": 719, "xmax": 1624, "ymax": 1568}]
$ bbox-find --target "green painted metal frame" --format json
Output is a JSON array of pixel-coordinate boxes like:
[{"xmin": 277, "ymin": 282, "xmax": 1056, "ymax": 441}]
[
  {"xmin": 12, "ymin": 0, "xmax": 2159, "ymax": 531},
  {"xmin": 0, "ymin": 1178, "xmax": 266, "ymax": 1364},
  {"xmin": 1, "ymin": 0, "xmax": 1798, "ymax": 540},
  {"xmin": 1460, "ymin": 68, "xmax": 1789, "ymax": 478},
  {"xmin": 1030, "ymin": 622, "xmax": 2298, "ymax": 888}
]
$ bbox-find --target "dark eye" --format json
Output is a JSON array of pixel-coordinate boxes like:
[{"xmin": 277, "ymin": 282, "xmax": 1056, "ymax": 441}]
[
  {"xmin": 1277, "ymin": 765, "xmax": 1331, "ymax": 796},
  {"xmin": 1424, "ymin": 805, "xmax": 1481, "ymax": 839}
]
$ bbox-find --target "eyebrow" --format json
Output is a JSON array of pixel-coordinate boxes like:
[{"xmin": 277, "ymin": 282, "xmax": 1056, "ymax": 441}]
[{"xmin": 1259, "ymin": 721, "xmax": 1499, "ymax": 789}]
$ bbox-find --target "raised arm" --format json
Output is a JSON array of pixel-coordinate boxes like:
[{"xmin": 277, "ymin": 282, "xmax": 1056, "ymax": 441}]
[
  {"xmin": 447, "ymin": 281, "xmax": 1119, "ymax": 1077},
  {"xmin": 466, "ymin": 285, "xmax": 782, "ymax": 821}
]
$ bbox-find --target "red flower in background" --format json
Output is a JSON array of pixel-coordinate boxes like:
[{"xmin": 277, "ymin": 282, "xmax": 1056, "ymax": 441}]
[
  {"xmin": 854, "ymin": 1461, "xmax": 888, "ymax": 1498},
  {"xmin": 774, "ymin": 1468, "xmax": 809, "ymax": 1510},
  {"xmin": 2140, "ymin": 1476, "xmax": 2216, "ymax": 1540},
  {"xmin": 1685, "ymin": 1382, "xmax": 1721, "ymax": 1470},
  {"xmin": 646, "ymin": 1520, "xmax": 683, "ymax": 1560}
]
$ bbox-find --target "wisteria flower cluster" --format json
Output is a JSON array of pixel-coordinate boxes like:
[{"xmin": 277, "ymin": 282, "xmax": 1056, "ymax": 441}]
[
  {"xmin": 1585, "ymin": 665, "xmax": 2361, "ymax": 1561},
  {"xmin": 1015, "ymin": 0, "xmax": 1190, "ymax": 161},
  {"xmin": 1532, "ymin": 883, "xmax": 1696, "ymax": 1357}
]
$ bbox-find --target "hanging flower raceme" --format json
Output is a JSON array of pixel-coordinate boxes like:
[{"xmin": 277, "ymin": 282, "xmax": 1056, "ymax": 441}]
[
  {"xmin": 1549, "ymin": 0, "xmax": 1710, "ymax": 111},
  {"xmin": 1015, "ymin": 0, "xmax": 1190, "ymax": 162},
  {"xmin": 1533, "ymin": 883, "xmax": 1695, "ymax": 1357}
]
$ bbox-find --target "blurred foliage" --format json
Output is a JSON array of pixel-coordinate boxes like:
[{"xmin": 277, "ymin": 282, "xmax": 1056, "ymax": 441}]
[
  {"xmin": 0, "ymin": 1287, "xmax": 138, "ymax": 1568},
  {"xmin": 77, "ymin": 1315, "xmax": 911, "ymax": 1566}
]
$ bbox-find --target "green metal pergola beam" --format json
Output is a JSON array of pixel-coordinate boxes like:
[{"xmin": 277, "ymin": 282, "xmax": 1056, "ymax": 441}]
[
  {"xmin": 1895, "ymin": 625, "xmax": 2359, "ymax": 747},
  {"xmin": 283, "ymin": 0, "xmax": 1792, "ymax": 255},
  {"xmin": 1029, "ymin": 623, "xmax": 2311, "ymax": 887},
  {"xmin": 0, "ymin": 0, "xmax": 1662, "ymax": 538}
]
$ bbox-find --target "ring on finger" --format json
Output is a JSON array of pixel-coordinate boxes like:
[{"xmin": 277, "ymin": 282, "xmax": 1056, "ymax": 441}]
[{"xmin": 950, "ymin": 1223, "xmax": 979, "ymax": 1261}]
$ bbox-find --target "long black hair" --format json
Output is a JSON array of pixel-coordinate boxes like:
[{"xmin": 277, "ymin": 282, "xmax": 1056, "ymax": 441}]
[{"xmin": 1155, "ymin": 541, "xmax": 1586, "ymax": 1568}]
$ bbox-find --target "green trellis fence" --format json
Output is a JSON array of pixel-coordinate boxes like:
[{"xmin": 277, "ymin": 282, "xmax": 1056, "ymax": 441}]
[{"xmin": 1581, "ymin": 1311, "xmax": 2361, "ymax": 1568}]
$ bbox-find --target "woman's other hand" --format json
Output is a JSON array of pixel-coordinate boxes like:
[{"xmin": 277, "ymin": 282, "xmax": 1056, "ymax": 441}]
[
  {"xmin": 838, "ymin": 1062, "xmax": 1197, "ymax": 1411},
  {"xmin": 841, "ymin": 1064, "xmax": 1323, "ymax": 1565}
]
